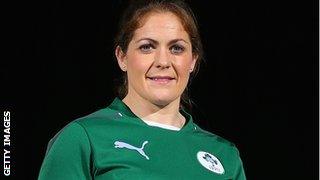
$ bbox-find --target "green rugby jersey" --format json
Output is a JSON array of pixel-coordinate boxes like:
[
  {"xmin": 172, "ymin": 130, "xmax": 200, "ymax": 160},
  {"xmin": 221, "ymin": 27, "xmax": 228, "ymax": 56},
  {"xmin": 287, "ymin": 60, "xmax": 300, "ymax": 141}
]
[{"xmin": 38, "ymin": 98, "xmax": 246, "ymax": 180}]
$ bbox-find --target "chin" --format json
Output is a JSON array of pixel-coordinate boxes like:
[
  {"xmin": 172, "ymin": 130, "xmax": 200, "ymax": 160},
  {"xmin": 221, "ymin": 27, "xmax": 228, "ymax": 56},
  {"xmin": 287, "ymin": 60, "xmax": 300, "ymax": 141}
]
[{"xmin": 149, "ymin": 92, "xmax": 178, "ymax": 107}]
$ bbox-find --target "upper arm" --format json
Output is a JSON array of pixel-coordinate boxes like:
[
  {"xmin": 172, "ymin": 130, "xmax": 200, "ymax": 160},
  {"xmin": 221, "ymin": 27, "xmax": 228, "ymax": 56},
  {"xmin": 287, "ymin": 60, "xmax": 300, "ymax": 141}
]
[{"xmin": 233, "ymin": 147, "xmax": 247, "ymax": 180}]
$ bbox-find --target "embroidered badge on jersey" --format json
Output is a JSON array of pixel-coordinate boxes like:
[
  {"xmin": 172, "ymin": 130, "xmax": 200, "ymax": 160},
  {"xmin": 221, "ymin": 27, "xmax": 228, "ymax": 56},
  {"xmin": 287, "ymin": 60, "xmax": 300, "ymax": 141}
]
[
  {"xmin": 197, "ymin": 151, "xmax": 225, "ymax": 174},
  {"xmin": 114, "ymin": 141, "xmax": 150, "ymax": 160}
]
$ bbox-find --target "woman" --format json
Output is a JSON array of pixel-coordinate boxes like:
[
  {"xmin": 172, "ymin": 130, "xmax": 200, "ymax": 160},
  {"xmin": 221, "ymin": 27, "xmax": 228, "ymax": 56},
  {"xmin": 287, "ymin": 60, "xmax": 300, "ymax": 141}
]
[{"xmin": 38, "ymin": 0, "xmax": 246, "ymax": 179}]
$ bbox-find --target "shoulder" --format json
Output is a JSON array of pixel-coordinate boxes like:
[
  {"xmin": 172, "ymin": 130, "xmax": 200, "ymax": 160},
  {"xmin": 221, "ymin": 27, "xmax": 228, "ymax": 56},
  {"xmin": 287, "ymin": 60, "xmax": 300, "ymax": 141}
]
[
  {"xmin": 45, "ymin": 121, "xmax": 90, "ymax": 156},
  {"xmin": 46, "ymin": 107, "xmax": 119, "ymax": 149},
  {"xmin": 49, "ymin": 106, "xmax": 124, "ymax": 145},
  {"xmin": 74, "ymin": 107, "xmax": 122, "ymax": 127},
  {"xmin": 193, "ymin": 123, "xmax": 240, "ymax": 155},
  {"xmin": 40, "ymin": 118, "xmax": 95, "ymax": 179}
]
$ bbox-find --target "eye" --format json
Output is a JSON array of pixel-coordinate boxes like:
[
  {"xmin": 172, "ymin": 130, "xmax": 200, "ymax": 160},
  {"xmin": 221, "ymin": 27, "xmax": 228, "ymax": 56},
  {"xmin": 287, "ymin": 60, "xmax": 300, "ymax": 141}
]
[
  {"xmin": 139, "ymin": 43, "xmax": 154, "ymax": 53},
  {"xmin": 170, "ymin": 44, "xmax": 185, "ymax": 54}
]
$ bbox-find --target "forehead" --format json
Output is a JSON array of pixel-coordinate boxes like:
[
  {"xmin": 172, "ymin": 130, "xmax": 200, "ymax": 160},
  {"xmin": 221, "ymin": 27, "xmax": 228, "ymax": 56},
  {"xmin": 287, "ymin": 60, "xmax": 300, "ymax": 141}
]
[{"xmin": 133, "ymin": 12, "xmax": 189, "ymax": 40}]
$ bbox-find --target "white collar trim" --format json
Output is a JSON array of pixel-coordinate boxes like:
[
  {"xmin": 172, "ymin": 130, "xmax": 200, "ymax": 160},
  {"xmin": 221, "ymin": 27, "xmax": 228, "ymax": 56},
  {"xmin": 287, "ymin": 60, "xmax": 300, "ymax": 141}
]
[{"xmin": 143, "ymin": 120, "xmax": 181, "ymax": 131}]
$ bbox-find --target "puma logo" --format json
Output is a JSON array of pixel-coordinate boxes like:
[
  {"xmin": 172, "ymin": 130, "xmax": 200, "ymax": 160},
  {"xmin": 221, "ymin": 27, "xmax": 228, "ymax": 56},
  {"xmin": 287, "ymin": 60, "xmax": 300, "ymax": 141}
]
[{"xmin": 114, "ymin": 141, "xmax": 150, "ymax": 160}]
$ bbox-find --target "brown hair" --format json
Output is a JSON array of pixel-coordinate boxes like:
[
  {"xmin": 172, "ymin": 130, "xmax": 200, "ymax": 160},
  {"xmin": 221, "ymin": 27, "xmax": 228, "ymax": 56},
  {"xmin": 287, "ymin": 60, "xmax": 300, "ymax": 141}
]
[{"xmin": 114, "ymin": 0, "xmax": 203, "ymax": 111}]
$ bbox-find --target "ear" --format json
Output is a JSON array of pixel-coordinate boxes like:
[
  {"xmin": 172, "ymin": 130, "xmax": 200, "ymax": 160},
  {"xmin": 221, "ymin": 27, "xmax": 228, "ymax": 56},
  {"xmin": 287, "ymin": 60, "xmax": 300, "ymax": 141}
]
[
  {"xmin": 115, "ymin": 46, "xmax": 127, "ymax": 72},
  {"xmin": 189, "ymin": 54, "xmax": 198, "ymax": 73}
]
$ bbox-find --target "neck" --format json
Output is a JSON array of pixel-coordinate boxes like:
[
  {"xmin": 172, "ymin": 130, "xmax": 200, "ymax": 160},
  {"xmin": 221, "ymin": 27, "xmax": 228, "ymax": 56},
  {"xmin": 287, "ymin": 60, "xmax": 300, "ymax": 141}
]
[{"xmin": 122, "ymin": 92, "xmax": 185, "ymax": 128}]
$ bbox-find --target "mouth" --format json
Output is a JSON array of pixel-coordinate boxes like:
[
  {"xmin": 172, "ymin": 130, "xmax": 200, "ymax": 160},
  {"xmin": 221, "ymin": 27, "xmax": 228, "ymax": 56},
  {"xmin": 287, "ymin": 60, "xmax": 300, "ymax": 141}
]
[{"xmin": 146, "ymin": 76, "xmax": 176, "ymax": 84}]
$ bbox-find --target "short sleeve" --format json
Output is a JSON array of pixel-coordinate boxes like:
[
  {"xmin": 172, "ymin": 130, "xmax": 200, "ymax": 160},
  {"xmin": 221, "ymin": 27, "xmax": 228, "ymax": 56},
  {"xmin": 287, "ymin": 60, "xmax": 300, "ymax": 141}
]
[
  {"xmin": 38, "ymin": 122, "xmax": 93, "ymax": 180},
  {"xmin": 233, "ymin": 149, "xmax": 247, "ymax": 180}
]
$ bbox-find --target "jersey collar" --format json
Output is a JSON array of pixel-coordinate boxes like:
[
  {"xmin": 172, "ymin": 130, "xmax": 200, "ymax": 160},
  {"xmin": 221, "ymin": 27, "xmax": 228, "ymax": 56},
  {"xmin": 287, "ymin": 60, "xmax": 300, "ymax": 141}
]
[{"xmin": 108, "ymin": 97, "xmax": 196, "ymax": 133}]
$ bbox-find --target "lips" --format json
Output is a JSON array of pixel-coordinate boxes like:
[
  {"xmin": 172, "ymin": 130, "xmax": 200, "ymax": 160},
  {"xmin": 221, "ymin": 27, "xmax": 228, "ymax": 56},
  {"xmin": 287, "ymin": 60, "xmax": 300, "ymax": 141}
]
[{"xmin": 147, "ymin": 76, "xmax": 175, "ymax": 84}]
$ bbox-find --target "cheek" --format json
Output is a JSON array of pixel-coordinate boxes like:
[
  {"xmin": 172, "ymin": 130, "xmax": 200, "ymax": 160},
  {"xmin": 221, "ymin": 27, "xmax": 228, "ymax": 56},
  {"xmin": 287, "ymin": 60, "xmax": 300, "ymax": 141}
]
[
  {"xmin": 175, "ymin": 57, "xmax": 193, "ymax": 77},
  {"xmin": 127, "ymin": 53, "xmax": 152, "ymax": 75}
]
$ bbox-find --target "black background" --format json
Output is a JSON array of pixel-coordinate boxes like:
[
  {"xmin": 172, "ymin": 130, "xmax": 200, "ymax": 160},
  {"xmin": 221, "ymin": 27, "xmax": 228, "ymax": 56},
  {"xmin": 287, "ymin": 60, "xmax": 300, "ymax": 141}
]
[{"xmin": 3, "ymin": 0, "xmax": 318, "ymax": 179}]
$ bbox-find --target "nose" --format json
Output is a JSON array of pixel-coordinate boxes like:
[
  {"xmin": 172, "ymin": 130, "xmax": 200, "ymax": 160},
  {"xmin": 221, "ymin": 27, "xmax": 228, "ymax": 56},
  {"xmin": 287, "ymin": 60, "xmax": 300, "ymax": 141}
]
[{"xmin": 154, "ymin": 47, "xmax": 171, "ymax": 69}]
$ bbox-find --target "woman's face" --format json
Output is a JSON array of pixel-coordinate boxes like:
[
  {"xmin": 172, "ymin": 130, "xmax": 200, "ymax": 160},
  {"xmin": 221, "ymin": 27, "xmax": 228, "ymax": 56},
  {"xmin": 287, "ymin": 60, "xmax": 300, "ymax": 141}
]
[{"xmin": 116, "ymin": 12, "xmax": 197, "ymax": 106}]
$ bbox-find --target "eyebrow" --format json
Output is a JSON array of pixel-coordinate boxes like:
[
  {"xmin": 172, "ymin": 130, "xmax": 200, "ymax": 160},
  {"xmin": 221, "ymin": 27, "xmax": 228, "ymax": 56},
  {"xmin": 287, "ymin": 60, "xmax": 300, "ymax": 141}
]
[{"xmin": 135, "ymin": 38, "xmax": 189, "ymax": 45}]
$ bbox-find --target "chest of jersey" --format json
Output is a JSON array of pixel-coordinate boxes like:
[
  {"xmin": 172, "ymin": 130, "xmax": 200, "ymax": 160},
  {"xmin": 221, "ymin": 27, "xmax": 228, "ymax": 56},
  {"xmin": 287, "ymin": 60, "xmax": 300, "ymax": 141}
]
[{"xmin": 90, "ymin": 122, "xmax": 234, "ymax": 180}]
